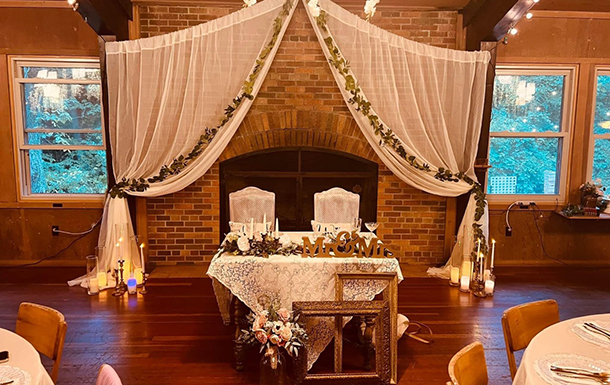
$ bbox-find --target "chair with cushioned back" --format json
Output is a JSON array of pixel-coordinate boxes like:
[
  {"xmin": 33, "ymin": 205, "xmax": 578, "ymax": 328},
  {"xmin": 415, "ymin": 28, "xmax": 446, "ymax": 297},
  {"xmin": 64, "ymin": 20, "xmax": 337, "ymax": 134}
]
[
  {"xmin": 501, "ymin": 299, "xmax": 560, "ymax": 379},
  {"xmin": 229, "ymin": 186, "xmax": 275, "ymax": 227},
  {"xmin": 446, "ymin": 341, "xmax": 488, "ymax": 385},
  {"xmin": 314, "ymin": 187, "xmax": 360, "ymax": 224},
  {"xmin": 95, "ymin": 364, "xmax": 123, "ymax": 385},
  {"xmin": 15, "ymin": 302, "xmax": 67, "ymax": 383}
]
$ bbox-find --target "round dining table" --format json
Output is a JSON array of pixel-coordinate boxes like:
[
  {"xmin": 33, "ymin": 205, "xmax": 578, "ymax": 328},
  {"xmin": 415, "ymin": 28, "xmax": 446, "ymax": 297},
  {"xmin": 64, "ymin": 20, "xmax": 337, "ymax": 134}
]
[
  {"xmin": 513, "ymin": 313, "xmax": 610, "ymax": 385},
  {"xmin": 0, "ymin": 329, "xmax": 54, "ymax": 385}
]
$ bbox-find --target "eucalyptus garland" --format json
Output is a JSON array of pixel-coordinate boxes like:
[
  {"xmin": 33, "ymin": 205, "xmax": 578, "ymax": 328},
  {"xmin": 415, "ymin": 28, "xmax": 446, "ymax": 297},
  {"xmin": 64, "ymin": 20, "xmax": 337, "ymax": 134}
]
[
  {"xmin": 315, "ymin": 10, "xmax": 488, "ymax": 259},
  {"xmin": 109, "ymin": 0, "xmax": 294, "ymax": 199}
]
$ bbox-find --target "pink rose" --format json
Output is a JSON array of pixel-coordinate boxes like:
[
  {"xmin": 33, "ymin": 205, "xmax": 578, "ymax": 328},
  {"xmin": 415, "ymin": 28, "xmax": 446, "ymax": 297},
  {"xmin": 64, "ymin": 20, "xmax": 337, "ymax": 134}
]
[
  {"xmin": 255, "ymin": 330, "xmax": 268, "ymax": 344},
  {"xmin": 269, "ymin": 334, "xmax": 281, "ymax": 345},
  {"xmin": 279, "ymin": 326, "xmax": 292, "ymax": 341},
  {"xmin": 277, "ymin": 308, "xmax": 291, "ymax": 323},
  {"xmin": 254, "ymin": 313, "xmax": 268, "ymax": 329}
]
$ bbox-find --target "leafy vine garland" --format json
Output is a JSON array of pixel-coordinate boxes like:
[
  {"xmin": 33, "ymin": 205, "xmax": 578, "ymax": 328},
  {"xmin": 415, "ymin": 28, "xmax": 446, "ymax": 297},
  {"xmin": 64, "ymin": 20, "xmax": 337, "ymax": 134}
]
[
  {"xmin": 108, "ymin": 0, "xmax": 295, "ymax": 199},
  {"xmin": 315, "ymin": 10, "xmax": 488, "ymax": 259}
]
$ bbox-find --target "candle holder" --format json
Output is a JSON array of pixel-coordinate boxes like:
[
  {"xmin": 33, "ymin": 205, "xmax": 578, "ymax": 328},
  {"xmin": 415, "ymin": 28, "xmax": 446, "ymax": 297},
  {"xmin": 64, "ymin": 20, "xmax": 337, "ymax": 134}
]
[
  {"xmin": 112, "ymin": 260, "xmax": 127, "ymax": 297},
  {"xmin": 485, "ymin": 271, "xmax": 496, "ymax": 297},
  {"xmin": 139, "ymin": 272, "xmax": 150, "ymax": 295}
]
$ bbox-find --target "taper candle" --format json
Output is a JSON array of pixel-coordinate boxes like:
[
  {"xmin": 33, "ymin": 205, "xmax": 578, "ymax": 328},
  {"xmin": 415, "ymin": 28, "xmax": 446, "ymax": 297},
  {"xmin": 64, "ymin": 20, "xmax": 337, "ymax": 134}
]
[
  {"xmin": 139, "ymin": 243, "xmax": 145, "ymax": 274},
  {"xmin": 491, "ymin": 239, "xmax": 496, "ymax": 269},
  {"xmin": 275, "ymin": 218, "xmax": 279, "ymax": 238},
  {"xmin": 263, "ymin": 213, "xmax": 267, "ymax": 234}
]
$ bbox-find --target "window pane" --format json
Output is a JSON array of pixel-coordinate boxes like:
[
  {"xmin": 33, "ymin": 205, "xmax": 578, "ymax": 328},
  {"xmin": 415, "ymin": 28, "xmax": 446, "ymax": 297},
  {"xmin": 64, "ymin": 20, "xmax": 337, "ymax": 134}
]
[
  {"xmin": 488, "ymin": 137, "xmax": 560, "ymax": 195},
  {"xmin": 26, "ymin": 132, "xmax": 103, "ymax": 146},
  {"xmin": 491, "ymin": 74, "xmax": 565, "ymax": 133},
  {"xmin": 592, "ymin": 139, "xmax": 610, "ymax": 190},
  {"xmin": 594, "ymin": 75, "xmax": 610, "ymax": 135},
  {"xmin": 22, "ymin": 67, "xmax": 100, "ymax": 80},
  {"xmin": 28, "ymin": 150, "xmax": 107, "ymax": 194},
  {"xmin": 24, "ymin": 83, "xmax": 101, "ymax": 129}
]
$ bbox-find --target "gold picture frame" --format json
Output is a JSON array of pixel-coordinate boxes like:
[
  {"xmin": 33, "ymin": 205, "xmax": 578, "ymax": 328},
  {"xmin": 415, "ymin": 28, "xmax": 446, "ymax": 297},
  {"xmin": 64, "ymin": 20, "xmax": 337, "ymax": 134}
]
[
  {"xmin": 335, "ymin": 272, "xmax": 398, "ymax": 384},
  {"xmin": 292, "ymin": 300, "xmax": 391, "ymax": 385}
]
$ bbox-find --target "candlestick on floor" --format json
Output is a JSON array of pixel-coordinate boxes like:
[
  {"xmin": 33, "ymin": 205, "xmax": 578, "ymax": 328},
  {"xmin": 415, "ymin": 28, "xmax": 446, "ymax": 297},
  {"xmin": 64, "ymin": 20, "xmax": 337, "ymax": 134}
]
[
  {"xmin": 112, "ymin": 260, "xmax": 127, "ymax": 297},
  {"xmin": 140, "ymin": 272, "xmax": 149, "ymax": 295}
]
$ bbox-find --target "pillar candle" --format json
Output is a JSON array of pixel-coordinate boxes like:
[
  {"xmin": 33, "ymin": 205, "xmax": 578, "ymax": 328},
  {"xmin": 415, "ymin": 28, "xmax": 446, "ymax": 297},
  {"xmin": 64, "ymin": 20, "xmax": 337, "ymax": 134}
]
[
  {"xmin": 97, "ymin": 271, "xmax": 107, "ymax": 288},
  {"xmin": 450, "ymin": 267, "xmax": 460, "ymax": 285},
  {"xmin": 484, "ymin": 280, "xmax": 495, "ymax": 294},
  {"xmin": 127, "ymin": 277, "xmax": 137, "ymax": 294},
  {"xmin": 484, "ymin": 269, "xmax": 491, "ymax": 281},
  {"xmin": 461, "ymin": 260, "xmax": 471, "ymax": 281},
  {"xmin": 134, "ymin": 268, "xmax": 144, "ymax": 285},
  {"xmin": 89, "ymin": 278, "xmax": 99, "ymax": 295},
  {"xmin": 460, "ymin": 276, "xmax": 470, "ymax": 291}
]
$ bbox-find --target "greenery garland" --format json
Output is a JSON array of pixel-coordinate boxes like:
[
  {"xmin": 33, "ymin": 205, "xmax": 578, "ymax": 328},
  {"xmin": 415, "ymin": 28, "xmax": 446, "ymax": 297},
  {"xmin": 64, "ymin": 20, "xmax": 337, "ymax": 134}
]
[
  {"xmin": 315, "ymin": 10, "xmax": 489, "ymax": 259},
  {"xmin": 109, "ymin": 0, "xmax": 294, "ymax": 199}
]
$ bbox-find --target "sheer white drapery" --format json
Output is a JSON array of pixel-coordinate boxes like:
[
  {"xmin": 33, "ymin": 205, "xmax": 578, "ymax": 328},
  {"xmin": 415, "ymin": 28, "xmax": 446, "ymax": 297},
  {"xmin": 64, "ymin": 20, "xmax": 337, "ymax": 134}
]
[
  {"xmin": 69, "ymin": 0, "xmax": 298, "ymax": 285},
  {"xmin": 304, "ymin": 0, "xmax": 490, "ymax": 277}
]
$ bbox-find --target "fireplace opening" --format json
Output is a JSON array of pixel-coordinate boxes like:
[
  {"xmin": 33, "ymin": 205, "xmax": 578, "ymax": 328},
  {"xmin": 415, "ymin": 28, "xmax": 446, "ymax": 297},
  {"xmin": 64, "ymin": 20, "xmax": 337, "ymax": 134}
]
[{"xmin": 219, "ymin": 147, "xmax": 378, "ymax": 237}]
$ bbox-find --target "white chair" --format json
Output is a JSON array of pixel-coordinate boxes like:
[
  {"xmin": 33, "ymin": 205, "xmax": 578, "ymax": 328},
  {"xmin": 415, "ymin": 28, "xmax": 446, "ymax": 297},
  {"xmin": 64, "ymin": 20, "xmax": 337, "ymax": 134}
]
[
  {"xmin": 314, "ymin": 187, "xmax": 360, "ymax": 224},
  {"xmin": 229, "ymin": 186, "xmax": 275, "ymax": 228},
  {"xmin": 95, "ymin": 364, "xmax": 123, "ymax": 385}
]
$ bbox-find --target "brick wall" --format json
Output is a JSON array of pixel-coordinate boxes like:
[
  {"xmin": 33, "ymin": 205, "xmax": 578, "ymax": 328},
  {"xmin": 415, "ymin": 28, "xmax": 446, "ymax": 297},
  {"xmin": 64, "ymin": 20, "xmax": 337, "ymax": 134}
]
[{"xmin": 141, "ymin": 2, "xmax": 458, "ymax": 265}]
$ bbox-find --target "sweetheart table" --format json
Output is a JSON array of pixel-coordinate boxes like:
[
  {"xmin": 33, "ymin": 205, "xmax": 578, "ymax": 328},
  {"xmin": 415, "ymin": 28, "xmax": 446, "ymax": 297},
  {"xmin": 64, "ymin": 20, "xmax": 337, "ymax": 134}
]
[
  {"xmin": 0, "ymin": 328, "xmax": 54, "ymax": 385},
  {"xmin": 206, "ymin": 231, "xmax": 403, "ymax": 370}
]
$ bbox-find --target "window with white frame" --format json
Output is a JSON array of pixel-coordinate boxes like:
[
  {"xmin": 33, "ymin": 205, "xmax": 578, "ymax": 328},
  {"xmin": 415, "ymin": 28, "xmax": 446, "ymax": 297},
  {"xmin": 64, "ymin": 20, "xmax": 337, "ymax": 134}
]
[
  {"xmin": 590, "ymin": 69, "xmax": 610, "ymax": 192},
  {"xmin": 487, "ymin": 66, "xmax": 574, "ymax": 200},
  {"xmin": 11, "ymin": 57, "xmax": 107, "ymax": 198}
]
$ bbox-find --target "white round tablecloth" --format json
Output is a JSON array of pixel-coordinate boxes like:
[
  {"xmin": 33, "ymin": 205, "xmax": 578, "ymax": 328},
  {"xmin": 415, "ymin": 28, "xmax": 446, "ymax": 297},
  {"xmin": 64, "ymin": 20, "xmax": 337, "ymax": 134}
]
[
  {"xmin": 0, "ymin": 329, "xmax": 54, "ymax": 385},
  {"xmin": 513, "ymin": 314, "xmax": 610, "ymax": 385}
]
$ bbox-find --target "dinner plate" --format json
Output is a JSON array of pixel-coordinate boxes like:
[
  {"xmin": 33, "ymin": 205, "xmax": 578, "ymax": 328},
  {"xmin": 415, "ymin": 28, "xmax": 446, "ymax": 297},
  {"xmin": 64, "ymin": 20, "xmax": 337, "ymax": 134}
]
[
  {"xmin": 572, "ymin": 321, "xmax": 610, "ymax": 350},
  {"xmin": 536, "ymin": 354, "xmax": 610, "ymax": 385},
  {"xmin": 0, "ymin": 365, "xmax": 31, "ymax": 385}
]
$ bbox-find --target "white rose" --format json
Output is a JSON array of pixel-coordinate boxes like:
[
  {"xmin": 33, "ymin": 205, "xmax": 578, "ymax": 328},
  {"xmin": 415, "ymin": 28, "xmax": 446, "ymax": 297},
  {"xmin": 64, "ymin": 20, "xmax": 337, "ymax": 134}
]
[
  {"xmin": 237, "ymin": 236, "xmax": 250, "ymax": 252},
  {"xmin": 279, "ymin": 234, "xmax": 292, "ymax": 248},
  {"xmin": 308, "ymin": 0, "xmax": 320, "ymax": 17},
  {"xmin": 243, "ymin": 0, "xmax": 256, "ymax": 7},
  {"xmin": 279, "ymin": 326, "xmax": 292, "ymax": 341}
]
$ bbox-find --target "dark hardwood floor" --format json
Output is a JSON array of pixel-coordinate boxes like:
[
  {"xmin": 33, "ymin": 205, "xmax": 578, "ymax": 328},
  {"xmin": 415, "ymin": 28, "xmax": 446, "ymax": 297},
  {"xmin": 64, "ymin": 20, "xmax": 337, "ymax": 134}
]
[{"xmin": 0, "ymin": 266, "xmax": 609, "ymax": 385}]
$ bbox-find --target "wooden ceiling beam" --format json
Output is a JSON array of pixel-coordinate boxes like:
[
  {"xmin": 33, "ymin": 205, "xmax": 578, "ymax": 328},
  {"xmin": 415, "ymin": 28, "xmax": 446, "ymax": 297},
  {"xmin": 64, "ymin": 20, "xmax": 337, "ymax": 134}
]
[{"xmin": 73, "ymin": 0, "xmax": 132, "ymax": 40}]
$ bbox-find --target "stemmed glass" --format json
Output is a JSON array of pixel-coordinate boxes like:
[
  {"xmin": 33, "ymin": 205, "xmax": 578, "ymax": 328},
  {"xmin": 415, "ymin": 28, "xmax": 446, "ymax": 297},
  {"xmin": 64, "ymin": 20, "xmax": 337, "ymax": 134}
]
[
  {"xmin": 365, "ymin": 222, "xmax": 379, "ymax": 240},
  {"xmin": 352, "ymin": 218, "xmax": 362, "ymax": 233}
]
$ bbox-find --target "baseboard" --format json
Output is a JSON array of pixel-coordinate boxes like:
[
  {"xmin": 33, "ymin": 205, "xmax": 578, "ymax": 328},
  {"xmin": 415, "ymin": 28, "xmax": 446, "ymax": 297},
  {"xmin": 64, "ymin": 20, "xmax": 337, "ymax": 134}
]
[{"xmin": 0, "ymin": 260, "xmax": 87, "ymax": 267}]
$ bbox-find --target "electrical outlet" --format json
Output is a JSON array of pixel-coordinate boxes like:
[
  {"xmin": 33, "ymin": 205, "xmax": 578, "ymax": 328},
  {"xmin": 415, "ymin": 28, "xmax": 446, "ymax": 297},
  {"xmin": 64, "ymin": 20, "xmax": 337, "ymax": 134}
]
[
  {"xmin": 505, "ymin": 227, "xmax": 513, "ymax": 237},
  {"xmin": 52, "ymin": 226, "xmax": 59, "ymax": 236},
  {"xmin": 518, "ymin": 201, "xmax": 529, "ymax": 209}
]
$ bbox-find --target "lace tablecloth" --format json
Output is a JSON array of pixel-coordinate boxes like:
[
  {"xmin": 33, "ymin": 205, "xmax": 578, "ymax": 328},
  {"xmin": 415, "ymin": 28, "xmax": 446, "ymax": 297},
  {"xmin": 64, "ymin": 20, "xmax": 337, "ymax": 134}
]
[{"xmin": 207, "ymin": 232, "xmax": 403, "ymax": 369}]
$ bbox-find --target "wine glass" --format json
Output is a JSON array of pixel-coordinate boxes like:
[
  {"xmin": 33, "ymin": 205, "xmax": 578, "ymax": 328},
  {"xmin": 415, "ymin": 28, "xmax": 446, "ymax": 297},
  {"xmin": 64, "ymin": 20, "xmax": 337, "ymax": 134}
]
[
  {"xmin": 352, "ymin": 218, "xmax": 362, "ymax": 233},
  {"xmin": 365, "ymin": 222, "xmax": 379, "ymax": 240}
]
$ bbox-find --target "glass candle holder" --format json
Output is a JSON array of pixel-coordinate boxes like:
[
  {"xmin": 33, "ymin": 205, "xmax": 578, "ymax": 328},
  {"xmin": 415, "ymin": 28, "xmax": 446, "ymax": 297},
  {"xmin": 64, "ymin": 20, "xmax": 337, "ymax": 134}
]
[
  {"xmin": 127, "ymin": 276, "xmax": 137, "ymax": 294},
  {"xmin": 86, "ymin": 255, "xmax": 99, "ymax": 295},
  {"xmin": 484, "ymin": 274, "xmax": 496, "ymax": 296}
]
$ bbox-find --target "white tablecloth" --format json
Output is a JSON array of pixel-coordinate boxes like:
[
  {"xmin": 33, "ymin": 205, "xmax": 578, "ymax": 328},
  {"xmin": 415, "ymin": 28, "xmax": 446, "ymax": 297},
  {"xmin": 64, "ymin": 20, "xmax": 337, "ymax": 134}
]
[
  {"xmin": 513, "ymin": 314, "xmax": 610, "ymax": 385},
  {"xmin": 207, "ymin": 231, "xmax": 403, "ymax": 369},
  {"xmin": 0, "ymin": 328, "xmax": 54, "ymax": 385}
]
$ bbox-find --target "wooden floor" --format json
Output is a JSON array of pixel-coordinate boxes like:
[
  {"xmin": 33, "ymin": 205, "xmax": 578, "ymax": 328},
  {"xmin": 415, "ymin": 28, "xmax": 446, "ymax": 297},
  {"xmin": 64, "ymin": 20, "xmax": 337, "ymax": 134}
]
[{"xmin": 0, "ymin": 266, "xmax": 609, "ymax": 385}]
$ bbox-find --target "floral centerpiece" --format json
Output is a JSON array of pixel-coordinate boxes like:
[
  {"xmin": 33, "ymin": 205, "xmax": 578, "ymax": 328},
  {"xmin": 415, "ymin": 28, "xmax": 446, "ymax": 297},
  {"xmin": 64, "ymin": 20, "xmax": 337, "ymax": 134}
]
[
  {"xmin": 219, "ymin": 232, "xmax": 302, "ymax": 257},
  {"xmin": 562, "ymin": 179, "xmax": 608, "ymax": 217}
]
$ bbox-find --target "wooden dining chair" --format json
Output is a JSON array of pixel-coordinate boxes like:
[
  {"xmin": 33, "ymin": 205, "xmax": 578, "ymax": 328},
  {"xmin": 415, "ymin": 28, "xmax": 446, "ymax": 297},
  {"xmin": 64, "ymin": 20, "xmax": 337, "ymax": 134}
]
[
  {"xmin": 95, "ymin": 364, "xmax": 123, "ymax": 385},
  {"xmin": 501, "ymin": 299, "xmax": 559, "ymax": 379},
  {"xmin": 446, "ymin": 341, "xmax": 488, "ymax": 385},
  {"xmin": 15, "ymin": 302, "xmax": 68, "ymax": 383}
]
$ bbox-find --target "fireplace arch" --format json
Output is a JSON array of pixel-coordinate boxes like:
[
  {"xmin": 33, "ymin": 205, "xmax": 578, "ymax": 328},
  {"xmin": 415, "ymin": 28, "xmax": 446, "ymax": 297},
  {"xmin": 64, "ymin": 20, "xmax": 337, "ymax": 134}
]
[{"xmin": 220, "ymin": 147, "xmax": 378, "ymax": 235}]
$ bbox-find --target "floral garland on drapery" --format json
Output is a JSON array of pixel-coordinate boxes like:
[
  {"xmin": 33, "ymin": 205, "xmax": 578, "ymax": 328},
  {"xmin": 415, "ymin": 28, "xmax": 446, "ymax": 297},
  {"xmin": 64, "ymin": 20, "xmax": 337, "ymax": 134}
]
[
  {"xmin": 313, "ymin": 10, "xmax": 488, "ymax": 258},
  {"xmin": 108, "ymin": 0, "xmax": 294, "ymax": 199}
]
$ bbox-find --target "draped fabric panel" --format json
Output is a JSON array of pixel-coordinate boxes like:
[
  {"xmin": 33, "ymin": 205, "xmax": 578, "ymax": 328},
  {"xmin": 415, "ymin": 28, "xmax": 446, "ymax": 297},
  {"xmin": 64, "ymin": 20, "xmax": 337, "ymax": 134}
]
[
  {"xmin": 69, "ymin": 0, "xmax": 298, "ymax": 285},
  {"xmin": 304, "ymin": 0, "xmax": 490, "ymax": 277}
]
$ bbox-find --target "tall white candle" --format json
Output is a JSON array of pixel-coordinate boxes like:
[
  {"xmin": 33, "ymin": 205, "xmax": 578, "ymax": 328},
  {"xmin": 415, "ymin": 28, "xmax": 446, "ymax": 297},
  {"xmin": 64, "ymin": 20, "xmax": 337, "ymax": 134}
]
[
  {"xmin": 476, "ymin": 238, "xmax": 481, "ymax": 257},
  {"xmin": 139, "ymin": 243, "xmax": 145, "ymax": 274},
  {"xmin": 275, "ymin": 218, "xmax": 279, "ymax": 238},
  {"xmin": 263, "ymin": 213, "xmax": 267, "ymax": 234},
  {"xmin": 479, "ymin": 252, "xmax": 484, "ymax": 277},
  {"xmin": 491, "ymin": 239, "xmax": 496, "ymax": 269},
  {"xmin": 450, "ymin": 267, "xmax": 460, "ymax": 284}
]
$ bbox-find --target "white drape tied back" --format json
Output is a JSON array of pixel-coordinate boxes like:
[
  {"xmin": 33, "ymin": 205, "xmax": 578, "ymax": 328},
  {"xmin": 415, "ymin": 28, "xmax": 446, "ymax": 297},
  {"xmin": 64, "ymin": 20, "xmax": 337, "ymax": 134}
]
[
  {"xmin": 304, "ymin": 0, "xmax": 490, "ymax": 277},
  {"xmin": 68, "ymin": 0, "xmax": 298, "ymax": 286}
]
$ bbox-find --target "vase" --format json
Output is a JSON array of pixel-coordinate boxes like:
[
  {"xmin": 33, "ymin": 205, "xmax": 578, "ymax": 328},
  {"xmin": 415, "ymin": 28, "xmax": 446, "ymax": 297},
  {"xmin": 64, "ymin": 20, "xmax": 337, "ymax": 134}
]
[{"xmin": 260, "ymin": 346, "xmax": 288, "ymax": 385}]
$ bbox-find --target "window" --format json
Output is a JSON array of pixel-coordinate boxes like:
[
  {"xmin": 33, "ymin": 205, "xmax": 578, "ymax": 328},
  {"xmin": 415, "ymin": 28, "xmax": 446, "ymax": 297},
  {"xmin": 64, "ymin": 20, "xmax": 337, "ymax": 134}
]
[
  {"xmin": 487, "ymin": 66, "xmax": 574, "ymax": 201},
  {"xmin": 590, "ymin": 69, "xmax": 610, "ymax": 192},
  {"xmin": 11, "ymin": 57, "xmax": 107, "ymax": 198}
]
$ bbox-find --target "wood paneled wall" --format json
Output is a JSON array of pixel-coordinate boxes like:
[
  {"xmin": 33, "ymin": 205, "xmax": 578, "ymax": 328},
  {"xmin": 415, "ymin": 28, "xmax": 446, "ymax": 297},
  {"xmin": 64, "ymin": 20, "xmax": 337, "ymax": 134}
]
[
  {"xmin": 490, "ymin": 11, "xmax": 610, "ymax": 266},
  {"xmin": 0, "ymin": 8, "xmax": 103, "ymax": 266}
]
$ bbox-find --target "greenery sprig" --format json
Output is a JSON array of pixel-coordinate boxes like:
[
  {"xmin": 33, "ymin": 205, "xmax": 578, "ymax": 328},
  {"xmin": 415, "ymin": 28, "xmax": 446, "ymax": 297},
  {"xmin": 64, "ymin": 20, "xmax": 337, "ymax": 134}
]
[
  {"xmin": 109, "ymin": 0, "xmax": 294, "ymax": 199},
  {"xmin": 316, "ymin": 10, "xmax": 488, "ymax": 258}
]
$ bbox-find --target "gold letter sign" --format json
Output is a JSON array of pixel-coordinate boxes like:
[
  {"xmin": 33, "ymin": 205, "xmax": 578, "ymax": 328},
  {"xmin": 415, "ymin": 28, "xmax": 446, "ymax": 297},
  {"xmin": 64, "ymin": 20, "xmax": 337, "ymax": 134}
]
[{"xmin": 302, "ymin": 231, "xmax": 393, "ymax": 258}]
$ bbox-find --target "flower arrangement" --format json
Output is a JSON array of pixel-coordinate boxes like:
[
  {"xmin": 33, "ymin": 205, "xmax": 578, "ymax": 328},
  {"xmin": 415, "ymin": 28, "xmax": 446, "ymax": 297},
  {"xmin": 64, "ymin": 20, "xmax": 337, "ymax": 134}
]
[
  {"xmin": 561, "ymin": 179, "xmax": 608, "ymax": 217},
  {"xmin": 580, "ymin": 179, "xmax": 606, "ymax": 198},
  {"xmin": 238, "ymin": 305, "xmax": 308, "ymax": 357},
  {"xmin": 219, "ymin": 232, "xmax": 302, "ymax": 257}
]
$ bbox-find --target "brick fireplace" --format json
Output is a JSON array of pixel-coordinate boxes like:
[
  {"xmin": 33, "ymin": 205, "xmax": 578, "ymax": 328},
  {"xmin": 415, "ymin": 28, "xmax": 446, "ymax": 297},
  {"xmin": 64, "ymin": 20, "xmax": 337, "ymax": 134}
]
[{"xmin": 141, "ymin": 2, "xmax": 458, "ymax": 266}]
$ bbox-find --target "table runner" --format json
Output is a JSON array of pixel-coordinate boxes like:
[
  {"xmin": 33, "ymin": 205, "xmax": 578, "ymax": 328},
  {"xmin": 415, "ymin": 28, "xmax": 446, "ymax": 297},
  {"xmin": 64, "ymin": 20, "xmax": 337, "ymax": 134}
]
[{"xmin": 207, "ymin": 231, "xmax": 403, "ymax": 369}]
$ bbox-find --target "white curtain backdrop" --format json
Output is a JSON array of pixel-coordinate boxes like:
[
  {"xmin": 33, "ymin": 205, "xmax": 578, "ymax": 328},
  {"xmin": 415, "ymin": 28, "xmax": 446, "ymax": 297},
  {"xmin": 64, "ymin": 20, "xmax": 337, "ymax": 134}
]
[
  {"xmin": 304, "ymin": 0, "xmax": 490, "ymax": 277},
  {"xmin": 69, "ymin": 0, "xmax": 298, "ymax": 286}
]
